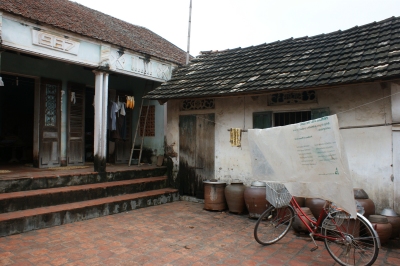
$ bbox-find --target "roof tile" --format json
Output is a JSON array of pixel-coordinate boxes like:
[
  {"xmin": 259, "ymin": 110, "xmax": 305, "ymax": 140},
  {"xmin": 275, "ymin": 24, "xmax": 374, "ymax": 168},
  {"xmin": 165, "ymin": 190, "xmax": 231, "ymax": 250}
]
[
  {"xmin": 146, "ymin": 16, "xmax": 400, "ymax": 99},
  {"xmin": 0, "ymin": 0, "xmax": 186, "ymax": 65}
]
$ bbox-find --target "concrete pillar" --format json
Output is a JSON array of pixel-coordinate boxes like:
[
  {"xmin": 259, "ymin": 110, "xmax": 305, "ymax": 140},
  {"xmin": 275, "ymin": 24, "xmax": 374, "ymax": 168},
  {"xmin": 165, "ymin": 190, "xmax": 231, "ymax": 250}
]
[
  {"xmin": 93, "ymin": 71, "xmax": 106, "ymax": 172},
  {"xmin": 102, "ymin": 73, "xmax": 109, "ymax": 159}
]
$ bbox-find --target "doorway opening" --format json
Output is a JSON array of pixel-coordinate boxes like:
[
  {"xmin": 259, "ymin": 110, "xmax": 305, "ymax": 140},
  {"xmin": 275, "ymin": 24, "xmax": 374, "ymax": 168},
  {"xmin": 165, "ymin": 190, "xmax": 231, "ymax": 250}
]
[
  {"xmin": 0, "ymin": 74, "xmax": 35, "ymax": 165},
  {"xmin": 84, "ymin": 87, "xmax": 95, "ymax": 162}
]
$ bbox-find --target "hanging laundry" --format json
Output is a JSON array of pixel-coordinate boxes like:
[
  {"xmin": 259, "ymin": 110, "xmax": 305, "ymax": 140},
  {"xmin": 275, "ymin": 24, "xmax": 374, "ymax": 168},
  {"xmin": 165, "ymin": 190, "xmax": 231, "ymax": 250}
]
[
  {"xmin": 120, "ymin": 102, "xmax": 126, "ymax": 116},
  {"xmin": 110, "ymin": 101, "xmax": 119, "ymax": 130},
  {"xmin": 230, "ymin": 128, "xmax": 242, "ymax": 147},
  {"xmin": 71, "ymin": 92, "xmax": 76, "ymax": 104},
  {"xmin": 126, "ymin": 96, "xmax": 135, "ymax": 109}
]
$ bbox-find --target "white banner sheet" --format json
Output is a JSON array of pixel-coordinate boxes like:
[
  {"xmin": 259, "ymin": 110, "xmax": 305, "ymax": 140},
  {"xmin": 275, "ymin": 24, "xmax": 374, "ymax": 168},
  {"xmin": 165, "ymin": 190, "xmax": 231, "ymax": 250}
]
[{"xmin": 248, "ymin": 115, "xmax": 357, "ymax": 218}]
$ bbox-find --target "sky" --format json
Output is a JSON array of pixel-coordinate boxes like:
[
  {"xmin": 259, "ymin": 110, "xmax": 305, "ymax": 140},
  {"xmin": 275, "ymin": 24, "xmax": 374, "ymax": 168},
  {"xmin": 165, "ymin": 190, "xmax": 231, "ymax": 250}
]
[{"xmin": 72, "ymin": 0, "xmax": 400, "ymax": 57}]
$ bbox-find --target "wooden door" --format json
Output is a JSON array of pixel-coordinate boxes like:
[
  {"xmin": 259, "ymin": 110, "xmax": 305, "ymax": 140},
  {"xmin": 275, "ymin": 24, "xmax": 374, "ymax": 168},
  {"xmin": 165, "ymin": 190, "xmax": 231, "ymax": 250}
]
[
  {"xmin": 178, "ymin": 114, "xmax": 215, "ymax": 199},
  {"xmin": 67, "ymin": 82, "xmax": 85, "ymax": 165},
  {"xmin": 38, "ymin": 79, "xmax": 61, "ymax": 168}
]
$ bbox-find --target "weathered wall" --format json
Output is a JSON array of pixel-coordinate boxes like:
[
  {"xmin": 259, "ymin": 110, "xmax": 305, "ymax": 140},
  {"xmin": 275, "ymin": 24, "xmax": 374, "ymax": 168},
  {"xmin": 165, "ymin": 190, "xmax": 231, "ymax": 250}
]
[{"xmin": 166, "ymin": 82, "xmax": 397, "ymax": 213}]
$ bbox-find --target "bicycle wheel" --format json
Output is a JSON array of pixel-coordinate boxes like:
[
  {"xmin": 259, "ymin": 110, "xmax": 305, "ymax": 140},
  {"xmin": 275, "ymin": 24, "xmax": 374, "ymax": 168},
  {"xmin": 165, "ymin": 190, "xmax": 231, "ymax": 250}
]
[
  {"xmin": 323, "ymin": 213, "xmax": 379, "ymax": 266},
  {"xmin": 254, "ymin": 205, "xmax": 294, "ymax": 245}
]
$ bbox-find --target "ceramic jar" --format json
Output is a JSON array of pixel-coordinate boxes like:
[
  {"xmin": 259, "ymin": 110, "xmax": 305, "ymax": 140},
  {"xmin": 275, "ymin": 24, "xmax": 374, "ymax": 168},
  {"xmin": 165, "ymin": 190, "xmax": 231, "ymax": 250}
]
[
  {"xmin": 225, "ymin": 181, "xmax": 246, "ymax": 214},
  {"xmin": 381, "ymin": 208, "xmax": 400, "ymax": 239},
  {"xmin": 353, "ymin": 188, "xmax": 369, "ymax": 199},
  {"xmin": 369, "ymin": 215, "xmax": 392, "ymax": 244},
  {"xmin": 355, "ymin": 199, "xmax": 375, "ymax": 218},
  {"xmin": 353, "ymin": 188, "xmax": 375, "ymax": 218},
  {"xmin": 305, "ymin": 198, "xmax": 325, "ymax": 219},
  {"xmin": 203, "ymin": 181, "xmax": 227, "ymax": 211},
  {"xmin": 294, "ymin": 197, "xmax": 305, "ymax": 207},
  {"xmin": 292, "ymin": 207, "xmax": 314, "ymax": 233},
  {"xmin": 244, "ymin": 181, "xmax": 269, "ymax": 218}
]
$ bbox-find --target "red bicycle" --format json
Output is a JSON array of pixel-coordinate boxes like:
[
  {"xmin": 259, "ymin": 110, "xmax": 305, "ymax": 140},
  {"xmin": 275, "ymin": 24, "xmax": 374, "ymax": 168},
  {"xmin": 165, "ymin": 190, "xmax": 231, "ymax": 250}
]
[{"xmin": 254, "ymin": 182, "xmax": 380, "ymax": 266}]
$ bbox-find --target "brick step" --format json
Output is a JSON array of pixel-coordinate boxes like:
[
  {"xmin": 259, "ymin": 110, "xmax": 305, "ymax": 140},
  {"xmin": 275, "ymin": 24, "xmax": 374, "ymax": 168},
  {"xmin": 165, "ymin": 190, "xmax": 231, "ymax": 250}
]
[
  {"xmin": 0, "ymin": 188, "xmax": 179, "ymax": 237},
  {"xmin": 0, "ymin": 166, "xmax": 167, "ymax": 193},
  {"xmin": 0, "ymin": 176, "xmax": 168, "ymax": 213}
]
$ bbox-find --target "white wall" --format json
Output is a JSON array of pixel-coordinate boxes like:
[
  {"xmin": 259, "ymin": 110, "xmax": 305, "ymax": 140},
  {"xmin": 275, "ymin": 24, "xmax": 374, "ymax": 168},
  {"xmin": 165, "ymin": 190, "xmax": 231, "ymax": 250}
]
[{"xmin": 166, "ymin": 82, "xmax": 396, "ymax": 213}]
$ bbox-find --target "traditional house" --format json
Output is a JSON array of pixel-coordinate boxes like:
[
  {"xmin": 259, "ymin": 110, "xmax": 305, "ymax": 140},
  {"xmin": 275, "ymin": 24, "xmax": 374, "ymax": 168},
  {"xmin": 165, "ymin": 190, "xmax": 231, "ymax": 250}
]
[
  {"xmin": 145, "ymin": 16, "xmax": 400, "ymax": 213},
  {"xmin": 0, "ymin": 0, "xmax": 187, "ymax": 172}
]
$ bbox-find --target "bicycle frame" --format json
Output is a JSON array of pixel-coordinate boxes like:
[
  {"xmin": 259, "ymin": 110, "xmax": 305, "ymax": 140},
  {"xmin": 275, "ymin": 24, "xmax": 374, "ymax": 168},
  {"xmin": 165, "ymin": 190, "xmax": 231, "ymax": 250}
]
[
  {"xmin": 289, "ymin": 197, "xmax": 345, "ymax": 241},
  {"xmin": 255, "ymin": 192, "xmax": 381, "ymax": 265}
]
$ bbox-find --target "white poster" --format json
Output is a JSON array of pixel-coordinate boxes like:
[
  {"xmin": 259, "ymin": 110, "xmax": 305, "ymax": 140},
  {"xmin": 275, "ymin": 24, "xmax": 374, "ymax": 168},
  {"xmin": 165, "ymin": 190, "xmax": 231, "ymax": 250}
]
[{"xmin": 248, "ymin": 115, "xmax": 357, "ymax": 218}]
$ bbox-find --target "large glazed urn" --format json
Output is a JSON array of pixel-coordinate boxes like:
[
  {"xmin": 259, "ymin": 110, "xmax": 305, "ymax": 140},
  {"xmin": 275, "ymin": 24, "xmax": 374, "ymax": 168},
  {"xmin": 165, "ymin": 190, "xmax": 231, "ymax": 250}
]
[
  {"xmin": 292, "ymin": 207, "xmax": 314, "ymax": 233},
  {"xmin": 244, "ymin": 181, "xmax": 270, "ymax": 218},
  {"xmin": 353, "ymin": 188, "xmax": 375, "ymax": 218},
  {"xmin": 381, "ymin": 208, "xmax": 400, "ymax": 239},
  {"xmin": 305, "ymin": 198, "xmax": 325, "ymax": 219},
  {"xmin": 203, "ymin": 180, "xmax": 227, "ymax": 211},
  {"xmin": 369, "ymin": 215, "xmax": 392, "ymax": 244},
  {"xmin": 225, "ymin": 181, "xmax": 246, "ymax": 214}
]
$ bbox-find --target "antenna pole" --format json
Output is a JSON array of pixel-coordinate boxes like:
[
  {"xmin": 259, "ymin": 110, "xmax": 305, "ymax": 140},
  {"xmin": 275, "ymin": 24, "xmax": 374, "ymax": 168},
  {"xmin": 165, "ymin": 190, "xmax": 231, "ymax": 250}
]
[{"xmin": 186, "ymin": 0, "xmax": 192, "ymax": 64}]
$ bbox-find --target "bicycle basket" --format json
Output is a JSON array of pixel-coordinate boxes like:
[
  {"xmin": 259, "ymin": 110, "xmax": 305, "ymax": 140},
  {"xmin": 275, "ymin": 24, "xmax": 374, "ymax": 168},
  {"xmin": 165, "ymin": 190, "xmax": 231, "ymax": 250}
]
[
  {"xmin": 322, "ymin": 210, "xmax": 350, "ymax": 230},
  {"xmin": 265, "ymin": 182, "xmax": 292, "ymax": 208}
]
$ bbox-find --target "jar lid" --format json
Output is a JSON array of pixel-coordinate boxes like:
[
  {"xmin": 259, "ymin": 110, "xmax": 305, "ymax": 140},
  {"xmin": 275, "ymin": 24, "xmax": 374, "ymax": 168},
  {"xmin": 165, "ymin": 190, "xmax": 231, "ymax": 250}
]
[
  {"xmin": 369, "ymin": 215, "xmax": 389, "ymax": 224},
  {"xmin": 230, "ymin": 179, "xmax": 243, "ymax": 184},
  {"xmin": 203, "ymin": 180, "xmax": 226, "ymax": 184},
  {"xmin": 380, "ymin": 208, "xmax": 399, "ymax": 217},
  {"xmin": 251, "ymin": 181, "xmax": 266, "ymax": 187}
]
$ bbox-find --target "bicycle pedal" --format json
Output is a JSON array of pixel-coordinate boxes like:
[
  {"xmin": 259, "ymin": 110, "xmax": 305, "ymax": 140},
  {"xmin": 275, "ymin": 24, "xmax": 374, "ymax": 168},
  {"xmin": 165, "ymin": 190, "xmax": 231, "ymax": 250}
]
[{"xmin": 309, "ymin": 233, "xmax": 319, "ymax": 252}]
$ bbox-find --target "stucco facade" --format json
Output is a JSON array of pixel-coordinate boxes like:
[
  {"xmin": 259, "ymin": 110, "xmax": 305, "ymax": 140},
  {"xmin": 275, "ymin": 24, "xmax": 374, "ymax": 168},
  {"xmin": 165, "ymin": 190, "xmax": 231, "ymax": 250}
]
[{"xmin": 165, "ymin": 82, "xmax": 400, "ymax": 213}]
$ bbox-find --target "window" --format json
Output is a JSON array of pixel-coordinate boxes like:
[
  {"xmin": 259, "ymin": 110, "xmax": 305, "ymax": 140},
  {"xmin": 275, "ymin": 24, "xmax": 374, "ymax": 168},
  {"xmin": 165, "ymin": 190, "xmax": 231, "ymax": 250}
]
[
  {"xmin": 252, "ymin": 108, "xmax": 330, "ymax": 128},
  {"xmin": 253, "ymin": 112, "xmax": 272, "ymax": 129},
  {"xmin": 274, "ymin": 111, "xmax": 311, "ymax": 127}
]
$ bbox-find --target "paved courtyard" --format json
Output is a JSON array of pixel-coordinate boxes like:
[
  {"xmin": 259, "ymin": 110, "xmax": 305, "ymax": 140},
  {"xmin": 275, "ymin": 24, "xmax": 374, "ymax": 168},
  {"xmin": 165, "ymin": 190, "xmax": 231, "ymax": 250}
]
[{"xmin": 0, "ymin": 201, "xmax": 399, "ymax": 265}]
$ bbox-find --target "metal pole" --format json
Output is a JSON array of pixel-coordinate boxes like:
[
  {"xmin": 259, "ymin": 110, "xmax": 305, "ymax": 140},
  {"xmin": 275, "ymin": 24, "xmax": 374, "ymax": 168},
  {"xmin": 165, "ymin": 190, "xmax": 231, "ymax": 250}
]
[{"xmin": 186, "ymin": 0, "xmax": 192, "ymax": 65}]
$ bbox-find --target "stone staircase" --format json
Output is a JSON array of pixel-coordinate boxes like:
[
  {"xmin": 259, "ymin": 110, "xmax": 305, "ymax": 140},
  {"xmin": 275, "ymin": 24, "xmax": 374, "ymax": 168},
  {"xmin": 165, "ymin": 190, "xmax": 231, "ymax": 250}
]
[{"xmin": 0, "ymin": 167, "xmax": 179, "ymax": 236}]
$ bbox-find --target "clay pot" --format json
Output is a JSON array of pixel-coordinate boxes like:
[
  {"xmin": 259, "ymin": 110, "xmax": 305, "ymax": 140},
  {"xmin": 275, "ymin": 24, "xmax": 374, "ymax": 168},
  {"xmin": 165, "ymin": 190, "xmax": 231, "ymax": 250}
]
[
  {"xmin": 355, "ymin": 199, "xmax": 375, "ymax": 218},
  {"xmin": 293, "ymin": 196, "xmax": 305, "ymax": 207},
  {"xmin": 225, "ymin": 181, "xmax": 246, "ymax": 214},
  {"xmin": 244, "ymin": 181, "xmax": 270, "ymax": 218},
  {"xmin": 292, "ymin": 207, "xmax": 314, "ymax": 233},
  {"xmin": 305, "ymin": 198, "xmax": 325, "ymax": 219},
  {"xmin": 369, "ymin": 215, "xmax": 392, "ymax": 244},
  {"xmin": 381, "ymin": 208, "xmax": 400, "ymax": 239},
  {"xmin": 386, "ymin": 216, "xmax": 400, "ymax": 239},
  {"xmin": 353, "ymin": 188, "xmax": 369, "ymax": 199},
  {"xmin": 203, "ymin": 181, "xmax": 226, "ymax": 211}
]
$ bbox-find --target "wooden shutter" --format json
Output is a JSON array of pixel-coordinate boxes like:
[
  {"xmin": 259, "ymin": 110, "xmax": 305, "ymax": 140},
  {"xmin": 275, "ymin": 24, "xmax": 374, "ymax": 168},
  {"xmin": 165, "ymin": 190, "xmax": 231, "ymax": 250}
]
[
  {"xmin": 67, "ymin": 83, "xmax": 85, "ymax": 165},
  {"xmin": 253, "ymin": 112, "xmax": 272, "ymax": 129},
  {"xmin": 39, "ymin": 79, "xmax": 61, "ymax": 168}
]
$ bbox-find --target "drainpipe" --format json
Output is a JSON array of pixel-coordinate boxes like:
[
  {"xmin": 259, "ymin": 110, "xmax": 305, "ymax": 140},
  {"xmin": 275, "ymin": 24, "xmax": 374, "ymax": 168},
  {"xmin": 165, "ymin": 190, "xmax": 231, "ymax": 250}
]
[{"xmin": 186, "ymin": 0, "xmax": 192, "ymax": 64}]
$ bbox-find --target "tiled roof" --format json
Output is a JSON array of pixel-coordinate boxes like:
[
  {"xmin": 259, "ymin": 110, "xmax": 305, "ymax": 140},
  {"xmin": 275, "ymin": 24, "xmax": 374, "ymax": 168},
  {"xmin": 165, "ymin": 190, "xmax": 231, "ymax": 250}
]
[
  {"xmin": 146, "ymin": 16, "xmax": 400, "ymax": 100},
  {"xmin": 0, "ymin": 0, "xmax": 187, "ymax": 65}
]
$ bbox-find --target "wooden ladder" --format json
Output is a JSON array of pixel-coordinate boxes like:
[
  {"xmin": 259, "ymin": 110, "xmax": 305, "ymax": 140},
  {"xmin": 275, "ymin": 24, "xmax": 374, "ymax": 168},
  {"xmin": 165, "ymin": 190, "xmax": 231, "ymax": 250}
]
[{"xmin": 128, "ymin": 81, "xmax": 154, "ymax": 166}]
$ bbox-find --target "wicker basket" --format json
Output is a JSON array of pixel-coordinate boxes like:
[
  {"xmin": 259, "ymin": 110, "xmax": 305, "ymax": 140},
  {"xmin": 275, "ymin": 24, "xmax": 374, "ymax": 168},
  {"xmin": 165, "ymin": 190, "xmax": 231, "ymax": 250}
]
[{"xmin": 265, "ymin": 182, "xmax": 292, "ymax": 208}]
